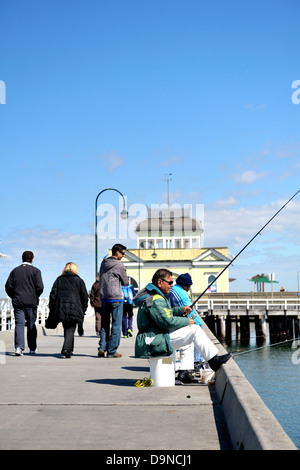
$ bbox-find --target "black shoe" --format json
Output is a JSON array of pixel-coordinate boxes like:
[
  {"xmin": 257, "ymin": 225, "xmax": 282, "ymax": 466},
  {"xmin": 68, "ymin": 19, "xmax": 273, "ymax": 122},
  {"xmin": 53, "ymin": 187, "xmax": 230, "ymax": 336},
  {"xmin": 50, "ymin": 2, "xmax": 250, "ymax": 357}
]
[
  {"xmin": 61, "ymin": 349, "xmax": 72, "ymax": 359},
  {"xmin": 208, "ymin": 353, "xmax": 231, "ymax": 372},
  {"xmin": 177, "ymin": 370, "xmax": 199, "ymax": 384},
  {"xmin": 78, "ymin": 324, "xmax": 84, "ymax": 336}
]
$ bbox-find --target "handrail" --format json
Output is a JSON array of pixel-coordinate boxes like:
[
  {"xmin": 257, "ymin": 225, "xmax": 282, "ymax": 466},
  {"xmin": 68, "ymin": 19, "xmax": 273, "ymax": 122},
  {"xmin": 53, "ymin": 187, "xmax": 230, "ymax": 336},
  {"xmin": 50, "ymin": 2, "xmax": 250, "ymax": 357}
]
[
  {"xmin": 194, "ymin": 297, "xmax": 300, "ymax": 314},
  {"xmin": 0, "ymin": 298, "xmax": 94, "ymax": 331}
]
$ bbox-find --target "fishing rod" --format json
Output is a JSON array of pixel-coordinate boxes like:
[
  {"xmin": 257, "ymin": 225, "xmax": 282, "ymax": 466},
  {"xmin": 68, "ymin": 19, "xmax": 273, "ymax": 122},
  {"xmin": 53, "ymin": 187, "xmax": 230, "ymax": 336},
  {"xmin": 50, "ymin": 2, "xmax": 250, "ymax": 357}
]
[{"xmin": 190, "ymin": 189, "xmax": 300, "ymax": 309}]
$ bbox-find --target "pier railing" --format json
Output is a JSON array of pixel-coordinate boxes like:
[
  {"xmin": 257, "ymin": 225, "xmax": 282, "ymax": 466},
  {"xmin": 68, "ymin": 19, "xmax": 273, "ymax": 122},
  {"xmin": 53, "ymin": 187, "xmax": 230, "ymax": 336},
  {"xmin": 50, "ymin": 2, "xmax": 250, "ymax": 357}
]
[
  {"xmin": 191, "ymin": 292, "xmax": 300, "ymax": 340},
  {"xmin": 192, "ymin": 292, "xmax": 300, "ymax": 316},
  {"xmin": 0, "ymin": 298, "xmax": 94, "ymax": 331}
]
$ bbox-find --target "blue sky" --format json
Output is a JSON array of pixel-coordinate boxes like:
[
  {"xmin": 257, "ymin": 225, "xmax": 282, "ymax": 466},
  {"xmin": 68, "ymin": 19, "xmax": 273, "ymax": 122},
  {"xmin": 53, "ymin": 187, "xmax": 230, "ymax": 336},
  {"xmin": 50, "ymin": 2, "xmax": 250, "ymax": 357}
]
[{"xmin": 1, "ymin": 0, "xmax": 300, "ymax": 296}]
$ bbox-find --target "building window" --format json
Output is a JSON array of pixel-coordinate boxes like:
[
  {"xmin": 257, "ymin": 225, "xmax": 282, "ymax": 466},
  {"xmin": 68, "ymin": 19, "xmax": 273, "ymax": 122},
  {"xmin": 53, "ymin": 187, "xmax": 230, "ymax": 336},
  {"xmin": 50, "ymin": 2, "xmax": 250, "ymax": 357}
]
[
  {"xmin": 207, "ymin": 274, "xmax": 217, "ymax": 293},
  {"xmin": 175, "ymin": 239, "xmax": 181, "ymax": 248},
  {"xmin": 157, "ymin": 239, "xmax": 163, "ymax": 248},
  {"xmin": 184, "ymin": 239, "xmax": 190, "ymax": 248},
  {"xmin": 192, "ymin": 238, "xmax": 198, "ymax": 248},
  {"xmin": 166, "ymin": 239, "xmax": 173, "ymax": 248},
  {"xmin": 148, "ymin": 240, "xmax": 154, "ymax": 249}
]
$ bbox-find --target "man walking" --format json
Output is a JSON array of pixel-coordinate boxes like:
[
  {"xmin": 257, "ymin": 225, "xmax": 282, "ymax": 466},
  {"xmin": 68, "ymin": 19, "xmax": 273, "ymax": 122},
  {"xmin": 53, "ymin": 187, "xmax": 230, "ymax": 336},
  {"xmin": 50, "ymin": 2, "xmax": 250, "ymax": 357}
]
[
  {"xmin": 98, "ymin": 243, "xmax": 128, "ymax": 358},
  {"xmin": 5, "ymin": 251, "xmax": 44, "ymax": 356}
]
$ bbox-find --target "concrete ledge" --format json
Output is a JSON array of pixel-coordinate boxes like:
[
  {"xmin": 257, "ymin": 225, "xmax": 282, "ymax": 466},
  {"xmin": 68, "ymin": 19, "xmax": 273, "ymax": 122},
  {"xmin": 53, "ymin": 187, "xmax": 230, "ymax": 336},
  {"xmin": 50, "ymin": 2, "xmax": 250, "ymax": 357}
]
[{"xmin": 204, "ymin": 325, "xmax": 297, "ymax": 450}]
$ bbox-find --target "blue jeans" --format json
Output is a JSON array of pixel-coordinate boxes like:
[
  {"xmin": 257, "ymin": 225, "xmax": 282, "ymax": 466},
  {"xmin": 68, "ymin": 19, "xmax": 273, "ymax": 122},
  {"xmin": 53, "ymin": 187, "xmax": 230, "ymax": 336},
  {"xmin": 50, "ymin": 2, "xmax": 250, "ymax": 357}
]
[
  {"xmin": 99, "ymin": 302, "xmax": 123, "ymax": 357},
  {"xmin": 122, "ymin": 302, "xmax": 133, "ymax": 335},
  {"xmin": 194, "ymin": 347, "xmax": 204, "ymax": 363},
  {"xmin": 14, "ymin": 307, "xmax": 37, "ymax": 351}
]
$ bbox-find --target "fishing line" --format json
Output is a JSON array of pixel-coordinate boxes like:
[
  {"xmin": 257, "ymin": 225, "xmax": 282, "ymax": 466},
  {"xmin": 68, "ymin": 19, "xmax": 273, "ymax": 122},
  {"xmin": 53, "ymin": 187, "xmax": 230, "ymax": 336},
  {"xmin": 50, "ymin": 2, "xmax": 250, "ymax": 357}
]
[
  {"xmin": 190, "ymin": 189, "xmax": 300, "ymax": 308},
  {"xmin": 218, "ymin": 333, "xmax": 269, "ymax": 342},
  {"xmin": 230, "ymin": 337, "xmax": 300, "ymax": 356}
]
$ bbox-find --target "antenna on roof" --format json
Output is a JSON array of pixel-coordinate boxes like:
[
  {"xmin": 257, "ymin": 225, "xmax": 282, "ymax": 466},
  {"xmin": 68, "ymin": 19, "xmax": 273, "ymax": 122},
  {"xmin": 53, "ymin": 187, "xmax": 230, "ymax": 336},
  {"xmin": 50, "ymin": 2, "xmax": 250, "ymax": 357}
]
[{"xmin": 164, "ymin": 173, "xmax": 172, "ymax": 209}]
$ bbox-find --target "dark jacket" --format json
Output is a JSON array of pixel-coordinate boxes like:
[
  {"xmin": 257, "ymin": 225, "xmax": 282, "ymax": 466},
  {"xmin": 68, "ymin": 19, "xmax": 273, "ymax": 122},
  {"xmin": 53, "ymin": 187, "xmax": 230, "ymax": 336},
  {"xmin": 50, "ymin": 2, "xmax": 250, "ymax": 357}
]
[
  {"xmin": 49, "ymin": 272, "xmax": 88, "ymax": 324},
  {"xmin": 5, "ymin": 262, "xmax": 44, "ymax": 308},
  {"xmin": 89, "ymin": 280, "xmax": 101, "ymax": 309},
  {"xmin": 99, "ymin": 256, "xmax": 128, "ymax": 301}
]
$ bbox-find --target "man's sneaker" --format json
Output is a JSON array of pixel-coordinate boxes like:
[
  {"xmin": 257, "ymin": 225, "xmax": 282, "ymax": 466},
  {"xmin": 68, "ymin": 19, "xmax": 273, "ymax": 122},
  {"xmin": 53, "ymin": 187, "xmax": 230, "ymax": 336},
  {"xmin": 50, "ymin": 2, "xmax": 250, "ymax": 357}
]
[
  {"xmin": 98, "ymin": 349, "xmax": 105, "ymax": 357},
  {"xmin": 127, "ymin": 329, "xmax": 133, "ymax": 337},
  {"xmin": 29, "ymin": 350, "xmax": 36, "ymax": 355},
  {"xmin": 15, "ymin": 348, "xmax": 23, "ymax": 356}
]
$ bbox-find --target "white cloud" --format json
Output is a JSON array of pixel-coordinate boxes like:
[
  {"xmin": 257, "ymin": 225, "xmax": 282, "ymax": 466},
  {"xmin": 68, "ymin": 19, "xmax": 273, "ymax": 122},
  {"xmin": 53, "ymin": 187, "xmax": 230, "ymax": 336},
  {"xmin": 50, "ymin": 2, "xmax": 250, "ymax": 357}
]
[
  {"xmin": 0, "ymin": 228, "xmax": 95, "ymax": 297},
  {"xmin": 203, "ymin": 199, "xmax": 300, "ymax": 291},
  {"xmin": 101, "ymin": 152, "xmax": 125, "ymax": 171},
  {"xmin": 232, "ymin": 170, "xmax": 269, "ymax": 185},
  {"xmin": 2, "ymin": 197, "xmax": 300, "ymax": 297},
  {"xmin": 0, "ymin": 223, "xmax": 138, "ymax": 298},
  {"xmin": 205, "ymin": 200, "xmax": 300, "ymax": 247},
  {"xmin": 215, "ymin": 196, "xmax": 238, "ymax": 208},
  {"xmin": 161, "ymin": 155, "xmax": 184, "ymax": 166},
  {"xmin": 244, "ymin": 103, "xmax": 267, "ymax": 111}
]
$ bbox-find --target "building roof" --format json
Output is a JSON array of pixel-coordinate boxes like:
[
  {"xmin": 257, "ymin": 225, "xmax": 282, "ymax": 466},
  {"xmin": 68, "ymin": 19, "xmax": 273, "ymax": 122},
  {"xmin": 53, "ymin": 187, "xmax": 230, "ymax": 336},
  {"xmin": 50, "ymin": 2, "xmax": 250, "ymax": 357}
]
[
  {"xmin": 135, "ymin": 207, "xmax": 203, "ymax": 235},
  {"xmin": 136, "ymin": 216, "xmax": 202, "ymax": 234}
]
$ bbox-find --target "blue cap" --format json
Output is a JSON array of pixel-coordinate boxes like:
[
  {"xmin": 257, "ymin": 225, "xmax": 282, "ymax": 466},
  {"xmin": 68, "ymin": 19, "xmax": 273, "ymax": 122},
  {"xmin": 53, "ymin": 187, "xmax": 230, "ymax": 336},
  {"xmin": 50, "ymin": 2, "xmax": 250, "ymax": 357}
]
[{"xmin": 176, "ymin": 273, "xmax": 193, "ymax": 286}]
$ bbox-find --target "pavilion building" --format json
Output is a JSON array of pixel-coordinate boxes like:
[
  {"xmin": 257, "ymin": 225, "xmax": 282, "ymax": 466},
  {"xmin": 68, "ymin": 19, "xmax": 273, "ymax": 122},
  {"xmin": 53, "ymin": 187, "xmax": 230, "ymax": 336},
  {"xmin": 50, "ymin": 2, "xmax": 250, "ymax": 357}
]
[{"xmin": 122, "ymin": 206, "xmax": 232, "ymax": 296}]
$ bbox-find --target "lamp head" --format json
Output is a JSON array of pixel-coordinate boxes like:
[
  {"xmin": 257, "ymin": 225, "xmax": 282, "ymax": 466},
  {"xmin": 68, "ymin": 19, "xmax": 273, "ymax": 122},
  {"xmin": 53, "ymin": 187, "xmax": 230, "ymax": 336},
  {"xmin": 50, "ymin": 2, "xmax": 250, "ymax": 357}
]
[{"xmin": 120, "ymin": 209, "xmax": 128, "ymax": 219}]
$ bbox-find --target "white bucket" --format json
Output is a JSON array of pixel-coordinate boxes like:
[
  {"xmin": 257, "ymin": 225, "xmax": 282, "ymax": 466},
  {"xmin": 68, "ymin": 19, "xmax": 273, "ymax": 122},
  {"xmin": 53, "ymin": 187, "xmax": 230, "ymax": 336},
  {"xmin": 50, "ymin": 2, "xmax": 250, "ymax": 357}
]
[{"xmin": 149, "ymin": 356, "xmax": 175, "ymax": 387}]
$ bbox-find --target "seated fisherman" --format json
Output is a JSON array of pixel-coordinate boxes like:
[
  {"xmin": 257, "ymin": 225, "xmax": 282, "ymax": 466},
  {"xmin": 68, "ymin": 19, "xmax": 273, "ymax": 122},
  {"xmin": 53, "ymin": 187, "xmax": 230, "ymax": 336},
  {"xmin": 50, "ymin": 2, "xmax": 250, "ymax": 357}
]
[{"xmin": 134, "ymin": 268, "xmax": 231, "ymax": 383}]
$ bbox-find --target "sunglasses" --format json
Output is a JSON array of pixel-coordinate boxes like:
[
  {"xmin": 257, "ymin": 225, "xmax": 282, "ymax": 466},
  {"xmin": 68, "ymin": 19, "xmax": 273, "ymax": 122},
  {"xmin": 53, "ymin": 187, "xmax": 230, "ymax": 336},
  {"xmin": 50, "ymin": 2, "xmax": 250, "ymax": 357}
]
[{"xmin": 160, "ymin": 278, "xmax": 173, "ymax": 286}]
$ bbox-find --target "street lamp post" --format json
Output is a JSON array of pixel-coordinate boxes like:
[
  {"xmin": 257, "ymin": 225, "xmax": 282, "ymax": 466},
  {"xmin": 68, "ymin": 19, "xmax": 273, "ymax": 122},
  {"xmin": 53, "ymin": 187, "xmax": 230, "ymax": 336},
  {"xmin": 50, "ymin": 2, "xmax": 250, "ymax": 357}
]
[{"xmin": 95, "ymin": 188, "xmax": 128, "ymax": 278}]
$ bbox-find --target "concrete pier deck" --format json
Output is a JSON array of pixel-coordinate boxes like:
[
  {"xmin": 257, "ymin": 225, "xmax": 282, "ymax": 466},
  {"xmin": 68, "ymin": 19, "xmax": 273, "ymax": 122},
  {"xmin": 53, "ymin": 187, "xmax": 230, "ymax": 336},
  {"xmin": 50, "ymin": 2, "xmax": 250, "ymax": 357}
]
[
  {"xmin": 0, "ymin": 313, "xmax": 296, "ymax": 451},
  {"xmin": 0, "ymin": 315, "xmax": 232, "ymax": 451}
]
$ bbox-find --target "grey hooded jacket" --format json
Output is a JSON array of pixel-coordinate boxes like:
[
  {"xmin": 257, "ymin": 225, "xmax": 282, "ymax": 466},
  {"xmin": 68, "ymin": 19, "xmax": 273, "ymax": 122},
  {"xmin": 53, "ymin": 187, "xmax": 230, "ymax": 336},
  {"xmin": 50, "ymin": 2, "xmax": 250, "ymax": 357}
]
[{"xmin": 99, "ymin": 256, "xmax": 128, "ymax": 301}]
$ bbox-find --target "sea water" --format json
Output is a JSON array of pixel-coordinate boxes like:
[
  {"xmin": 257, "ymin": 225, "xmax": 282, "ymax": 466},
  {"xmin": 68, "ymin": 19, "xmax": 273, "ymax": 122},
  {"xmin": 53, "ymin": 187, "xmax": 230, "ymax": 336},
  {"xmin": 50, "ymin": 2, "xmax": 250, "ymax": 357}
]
[{"xmin": 223, "ymin": 323, "xmax": 300, "ymax": 450}]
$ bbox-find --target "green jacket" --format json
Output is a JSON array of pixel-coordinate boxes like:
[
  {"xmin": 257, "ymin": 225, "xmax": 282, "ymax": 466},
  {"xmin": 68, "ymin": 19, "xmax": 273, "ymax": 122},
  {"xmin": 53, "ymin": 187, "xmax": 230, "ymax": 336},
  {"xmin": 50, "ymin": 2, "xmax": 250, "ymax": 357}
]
[{"xmin": 134, "ymin": 283, "xmax": 190, "ymax": 358}]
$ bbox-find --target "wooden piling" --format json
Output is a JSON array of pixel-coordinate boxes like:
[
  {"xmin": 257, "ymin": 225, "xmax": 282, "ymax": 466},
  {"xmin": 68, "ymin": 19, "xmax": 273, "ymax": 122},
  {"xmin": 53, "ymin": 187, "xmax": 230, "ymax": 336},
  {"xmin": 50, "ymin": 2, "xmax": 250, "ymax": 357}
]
[
  {"xmin": 225, "ymin": 315, "xmax": 232, "ymax": 341},
  {"xmin": 240, "ymin": 316, "xmax": 250, "ymax": 340},
  {"xmin": 255, "ymin": 315, "xmax": 267, "ymax": 339}
]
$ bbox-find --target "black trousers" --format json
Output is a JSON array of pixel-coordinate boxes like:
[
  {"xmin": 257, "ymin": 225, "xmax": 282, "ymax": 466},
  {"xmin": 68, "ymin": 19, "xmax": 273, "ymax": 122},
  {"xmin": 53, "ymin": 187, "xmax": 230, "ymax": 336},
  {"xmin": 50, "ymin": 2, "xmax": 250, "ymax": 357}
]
[{"xmin": 62, "ymin": 322, "xmax": 77, "ymax": 353}]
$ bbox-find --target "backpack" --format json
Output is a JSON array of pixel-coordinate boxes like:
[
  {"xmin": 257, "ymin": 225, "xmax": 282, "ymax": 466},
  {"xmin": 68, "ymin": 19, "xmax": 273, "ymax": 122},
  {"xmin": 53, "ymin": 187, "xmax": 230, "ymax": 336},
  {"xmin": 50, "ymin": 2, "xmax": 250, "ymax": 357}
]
[{"xmin": 122, "ymin": 285, "xmax": 134, "ymax": 304}]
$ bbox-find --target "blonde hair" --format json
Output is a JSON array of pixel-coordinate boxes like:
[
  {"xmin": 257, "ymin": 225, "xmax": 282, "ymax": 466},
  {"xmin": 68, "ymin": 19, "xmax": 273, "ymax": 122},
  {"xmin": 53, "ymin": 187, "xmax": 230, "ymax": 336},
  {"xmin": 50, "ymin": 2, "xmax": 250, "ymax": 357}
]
[{"xmin": 62, "ymin": 262, "xmax": 78, "ymax": 275}]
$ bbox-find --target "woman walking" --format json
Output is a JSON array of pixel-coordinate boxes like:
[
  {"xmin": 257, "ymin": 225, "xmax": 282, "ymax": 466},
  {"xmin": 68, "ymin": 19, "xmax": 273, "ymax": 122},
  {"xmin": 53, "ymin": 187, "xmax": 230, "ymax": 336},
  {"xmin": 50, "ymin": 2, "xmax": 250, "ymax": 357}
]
[{"xmin": 49, "ymin": 262, "xmax": 88, "ymax": 358}]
